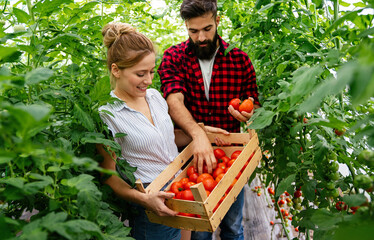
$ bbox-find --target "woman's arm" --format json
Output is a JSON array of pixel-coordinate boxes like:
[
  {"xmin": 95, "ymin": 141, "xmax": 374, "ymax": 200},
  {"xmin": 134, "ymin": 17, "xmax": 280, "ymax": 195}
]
[{"xmin": 96, "ymin": 144, "xmax": 177, "ymax": 217}]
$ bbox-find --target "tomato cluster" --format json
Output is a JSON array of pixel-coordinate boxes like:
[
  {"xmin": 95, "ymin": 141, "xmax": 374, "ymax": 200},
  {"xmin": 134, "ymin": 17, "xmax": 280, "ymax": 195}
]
[
  {"xmin": 168, "ymin": 148, "xmax": 254, "ymax": 218},
  {"xmin": 229, "ymin": 98, "xmax": 254, "ymax": 113}
]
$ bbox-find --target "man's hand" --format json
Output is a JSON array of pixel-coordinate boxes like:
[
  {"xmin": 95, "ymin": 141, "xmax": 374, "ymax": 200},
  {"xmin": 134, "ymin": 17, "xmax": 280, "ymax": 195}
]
[{"xmin": 228, "ymin": 97, "xmax": 256, "ymax": 122}]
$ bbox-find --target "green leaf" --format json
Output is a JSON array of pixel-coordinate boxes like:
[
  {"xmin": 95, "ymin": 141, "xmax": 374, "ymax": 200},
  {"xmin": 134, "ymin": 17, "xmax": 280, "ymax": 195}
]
[
  {"xmin": 310, "ymin": 209, "xmax": 342, "ymax": 230},
  {"xmin": 73, "ymin": 103, "xmax": 95, "ymax": 132},
  {"xmin": 342, "ymin": 194, "xmax": 367, "ymax": 207},
  {"xmin": 324, "ymin": 11, "xmax": 359, "ymax": 37},
  {"xmin": 0, "ymin": 46, "xmax": 18, "ymax": 61},
  {"xmin": 78, "ymin": 190, "xmax": 101, "ymax": 221},
  {"xmin": 116, "ymin": 159, "xmax": 137, "ymax": 187},
  {"xmin": 353, "ymin": 2, "xmax": 367, "ymax": 7},
  {"xmin": 276, "ymin": 62, "xmax": 288, "ymax": 77},
  {"xmin": 13, "ymin": 7, "xmax": 30, "ymax": 23},
  {"xmin": 276, "ymin": 174, "xmax": 295, "ymax": 197},
  {"xmin": 63, "ymin": 219, "xmax": 103, "ymax": 239},
  {"xmin": 114, "ymin": 133, "xmax": 127, "ymax": 138},
  {"xmin": 357, "ymin": 27, "xmax": 374, "ymax": 38},
  {"xmin": 290, "ymin": 66, "xmax": 323, "ymax": 105},
  {"xmin": 301, "ymin": 179, "xmax": 317, "ymax": 201},
  {"xmin": 0, "ymin": 152, "xmax": 16, "ymax": 164},
  {"xmin": 0, "ymin": 177, "xmax": 25, "ymax": 189},
  {"xmin": 249, "ymin": 110, "xmax": 275, "ymax": 129},
  {"xmin": 25, "ymin": 68, "xmax": 54, "ymax": 85}
]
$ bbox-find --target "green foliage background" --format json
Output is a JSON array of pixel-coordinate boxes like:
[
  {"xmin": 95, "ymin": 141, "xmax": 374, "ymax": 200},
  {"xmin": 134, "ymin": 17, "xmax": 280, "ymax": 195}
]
[{"xmin": 0, "ymin": 0, "xmax": 373, "ymax": 239}]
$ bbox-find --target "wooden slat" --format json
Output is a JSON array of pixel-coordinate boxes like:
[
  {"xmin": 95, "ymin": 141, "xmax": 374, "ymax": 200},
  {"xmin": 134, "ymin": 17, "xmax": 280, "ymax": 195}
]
[
  {"xmin": 164, "ymin": 198, "xmax": 207, "ymax": 216},
  {"xmin": 206, "ymin": 133, "xmax": 250, "ymax": 145},
  {"xmin": 210, "ymin": 147, "xmax": 262, "ymax": 230},
  {"xmin": 135, "ymin": 179, "xmax": 146, "ymax": 193},
  {"xmin": 146, "ymin": 144, "xmax": 193, "ymax": 192},
  {"xmin": 206, "ymin": 134, "xmax": 259, "ymax": 213},
  {"xmin": 146, "ymin": 211, "xmax": 213, "ymax": 232}
]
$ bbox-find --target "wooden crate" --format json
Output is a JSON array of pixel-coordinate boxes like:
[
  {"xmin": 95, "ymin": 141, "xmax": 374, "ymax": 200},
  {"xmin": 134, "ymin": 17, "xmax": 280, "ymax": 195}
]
[{"xmin": 135, "ymin": 129, "xmax": 262, "ymax": 232}]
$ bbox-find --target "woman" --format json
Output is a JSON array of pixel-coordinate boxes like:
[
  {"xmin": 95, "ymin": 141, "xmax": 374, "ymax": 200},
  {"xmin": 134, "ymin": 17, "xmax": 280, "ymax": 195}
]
[{"xmin": 97, "ymin": 22, "xmax": 229, "ymax": 240}]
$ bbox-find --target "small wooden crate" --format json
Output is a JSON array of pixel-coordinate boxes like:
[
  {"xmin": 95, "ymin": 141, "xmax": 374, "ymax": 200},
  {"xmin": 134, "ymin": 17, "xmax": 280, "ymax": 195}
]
[{"xmin": 136, "ymin": 129, "xmax": 262, "ymax": 232}]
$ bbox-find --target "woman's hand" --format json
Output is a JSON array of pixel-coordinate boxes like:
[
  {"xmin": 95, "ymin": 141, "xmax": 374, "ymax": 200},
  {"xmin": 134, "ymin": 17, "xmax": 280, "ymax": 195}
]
[
  {"xmin": 204, "ymin": 126, "xmax": 231, "ymax": 146},
  {"xmin": 143, "ymin": 191, "xmax": 178, "ymax": 217}
]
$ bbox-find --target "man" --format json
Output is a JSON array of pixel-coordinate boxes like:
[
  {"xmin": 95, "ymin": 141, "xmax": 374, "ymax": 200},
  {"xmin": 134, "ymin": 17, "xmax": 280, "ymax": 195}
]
[{"xmin": 158, "ymin": 0, "xmax": 260, "ymax": 239}]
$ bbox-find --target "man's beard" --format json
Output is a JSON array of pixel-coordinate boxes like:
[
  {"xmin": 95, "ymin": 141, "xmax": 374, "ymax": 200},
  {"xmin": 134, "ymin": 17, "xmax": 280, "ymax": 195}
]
[{"xmin": 190, "ymin": 31, "xmax": 219, "ymax": 60}]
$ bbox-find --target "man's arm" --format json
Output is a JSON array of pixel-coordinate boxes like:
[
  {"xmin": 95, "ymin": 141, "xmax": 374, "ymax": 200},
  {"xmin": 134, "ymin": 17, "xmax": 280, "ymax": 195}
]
[{"xmin": 167, "ymin": 92, "xmax": 218, "ymax": 174}]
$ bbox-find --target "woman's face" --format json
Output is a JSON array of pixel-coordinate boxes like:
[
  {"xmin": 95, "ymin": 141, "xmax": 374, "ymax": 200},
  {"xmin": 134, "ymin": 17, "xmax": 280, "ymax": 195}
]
[{"xmin": 113, "ymin": 52, "xmax": 156, "ymax": 99}]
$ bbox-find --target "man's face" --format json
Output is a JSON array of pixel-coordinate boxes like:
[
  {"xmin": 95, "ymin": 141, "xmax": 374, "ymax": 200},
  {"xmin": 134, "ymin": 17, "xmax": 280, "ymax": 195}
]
[{"xmin": 185, "ymin": 13, "xmax": 220, "ymax": 60}]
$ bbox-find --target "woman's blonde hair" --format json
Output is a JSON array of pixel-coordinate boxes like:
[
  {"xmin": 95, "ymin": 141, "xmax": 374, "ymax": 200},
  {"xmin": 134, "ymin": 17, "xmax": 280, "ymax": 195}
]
[{"xmin": 102, "ymin": 23, "xmax": 155, "ymax": 89}]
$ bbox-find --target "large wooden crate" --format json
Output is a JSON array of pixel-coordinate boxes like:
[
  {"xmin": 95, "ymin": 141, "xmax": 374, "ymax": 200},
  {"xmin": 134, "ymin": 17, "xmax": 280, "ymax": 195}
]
[{"xmin": 135, "ymin": 129, "xmax": 262, "ymax": 232}]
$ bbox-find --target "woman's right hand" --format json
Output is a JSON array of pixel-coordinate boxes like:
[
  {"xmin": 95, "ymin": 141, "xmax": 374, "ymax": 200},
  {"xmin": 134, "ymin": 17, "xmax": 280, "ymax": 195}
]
[{"xmin": 143, "ymin": 191, "xmax": 178, "ymax": 217}]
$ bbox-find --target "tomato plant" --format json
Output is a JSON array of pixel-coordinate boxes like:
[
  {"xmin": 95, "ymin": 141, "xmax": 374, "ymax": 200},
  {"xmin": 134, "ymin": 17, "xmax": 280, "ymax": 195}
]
[{"xmin": 1, "ymin": 0, "xmax": 373, "ymax": 238}]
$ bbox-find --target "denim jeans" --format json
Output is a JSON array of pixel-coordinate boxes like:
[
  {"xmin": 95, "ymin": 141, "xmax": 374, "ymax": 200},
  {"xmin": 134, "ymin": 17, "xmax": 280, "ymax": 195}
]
[
  {"xmin": 191, "ymin": 188, "xmax": 245, "ymax": 240},
  {"xmin": 129, "ymin": 203, "xmax": 181, "ymax": 240}
]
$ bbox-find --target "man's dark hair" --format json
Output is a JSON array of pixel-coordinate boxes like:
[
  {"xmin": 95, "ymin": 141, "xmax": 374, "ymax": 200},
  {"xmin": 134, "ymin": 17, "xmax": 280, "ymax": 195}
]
[{"xmin": 180, "ymin": 0, "xmax": 217, "ymax": 20}]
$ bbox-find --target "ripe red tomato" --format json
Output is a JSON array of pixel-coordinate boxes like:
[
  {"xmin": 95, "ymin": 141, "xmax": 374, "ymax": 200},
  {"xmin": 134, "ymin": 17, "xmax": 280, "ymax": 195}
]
[
  {"xmin": 184, "ymin": 181, "xmax": 196, "ymax": 190},
  {"xmin": 179, "ymin": 178, "xmax": 189, "ymax": 188},
  {"xmin": 170, "ymin": 182, "xmax": 183, "ymax": 194},
  {"xmin": 214, "ymin": 148, "xmax": 226, "ymax": 159},
  {"xmin": 227, "ymin": 159, "xmax": 235, "ymax": 168},
  {"xmin": 336, "ymin": 201, "xmax": 348, "ymax": 211},
  {"xmin": 268, "ymin": 187, "xmax": 275, "ymax": 195},
  {"xmin": 239, "ymin": 99, "xmax": 253, "ymax": 113},
  {"xmin": 270, "ymin": 221, "xmax": 274, "ymax": 225},
  {"xmin": 229, "ymin": 98, "xmax": 241, "ymax": 111},
  {"xmin": 202, "ymin": 164, "xmax": 209, "ymax": 173},
  {"xmin": 187, "ymin": 166, "xmax": 196, "ymax": 177},
  {"xmin": 189, "ymin": 173, "xmax": 199, "ymax": 183},
  {"xmin": 205, "ymin": 190, "xmax": 211, "ymax": 197},
  {"xmin": 178, "ymin": 212, "xmax": 195, "ymax": 217},
  {"xmin": 231, "ymin": 150, "xmax": 242, "ymax": 159},
  {"xmin": 294, "ymin": 190, "xmax": 302, "ymax": 198},
  {"xmin": 227, "ymin": 179, "xmax": 237, "ymax": 193},
  {"xmin": 241, "ymin": 161, "xmax": 249, "ymax": 172},
  {"xmin": 218, "ymin": 156, "xmax": 230, "ymax": 165},
  {"xmin": 202, "ymin": 178, "xmax": 218, "ymax": 192},
  {"xmin": 175, "ymin": 191, "xmax": 183, "ymax": 199},
  {"xmin": 181, "ymin": 189, "xmax": 195, "ymax": 201},
  {"xmin": 278, "ymin": 200, "xmax": 285, "ymax": 206},
  {"xmin": 334, "ymin": 128, "xmax": 346, "ymax": 136},
  {"xmin": 213, "ymin": 168, "xmax": 225, "ymax": 179},
  {"xmin": 215, "ymin": 173, "xmax": 225, "ymax": 182},
  {"xmin": 197, "ymin": 173, "xmax": 213, "ymax": 183},
  {"xmin": 217, "ymin": 162, "xmax": 226, "ymax": 170}
]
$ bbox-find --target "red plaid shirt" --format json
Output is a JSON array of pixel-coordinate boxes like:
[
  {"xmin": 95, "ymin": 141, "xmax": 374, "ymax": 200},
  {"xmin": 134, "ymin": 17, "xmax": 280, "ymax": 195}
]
[{"xmin": 158, "ymin": 36, "xmax": 259, "ymax": 133}]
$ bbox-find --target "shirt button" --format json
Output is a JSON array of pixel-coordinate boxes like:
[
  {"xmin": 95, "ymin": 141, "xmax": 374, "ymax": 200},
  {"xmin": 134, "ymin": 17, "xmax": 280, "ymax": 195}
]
[{"xmin": 209, "ymin": 112, "xmax": 212, "ymax": 115}]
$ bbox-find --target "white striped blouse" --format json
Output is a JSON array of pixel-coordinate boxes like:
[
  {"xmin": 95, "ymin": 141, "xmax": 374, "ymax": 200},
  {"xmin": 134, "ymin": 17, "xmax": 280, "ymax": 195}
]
[{"xmin": 99, "ymin": 89, "xmax": 179, "ymax": 183}]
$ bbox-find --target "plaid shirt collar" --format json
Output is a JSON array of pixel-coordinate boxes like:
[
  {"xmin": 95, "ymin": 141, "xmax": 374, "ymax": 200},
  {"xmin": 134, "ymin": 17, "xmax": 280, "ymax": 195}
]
[{"xmin": 185, "ymin": 35, "xmax": 229, "ymax": 58}]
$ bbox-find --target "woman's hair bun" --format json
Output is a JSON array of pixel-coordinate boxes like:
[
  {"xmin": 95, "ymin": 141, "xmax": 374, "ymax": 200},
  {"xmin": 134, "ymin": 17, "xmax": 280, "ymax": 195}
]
[{"xmin": 102, "ymin": 23, "xmax": 136, "ymax": 48}]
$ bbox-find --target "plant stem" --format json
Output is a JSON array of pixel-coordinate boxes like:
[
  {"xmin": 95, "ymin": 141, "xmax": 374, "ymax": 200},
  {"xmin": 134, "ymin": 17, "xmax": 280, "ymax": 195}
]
[
  {"xmin": 275, "ymin": 199, "xmax": 291, "ymax": 240},
  {"xmin": 2, "ymin": 0, "xmax": 8, "ymax": 13},
  {"xmin": 25, "ymin": 0, "xmax": 35, "ymax": 22},
  {"xmin": 333, "ymin": 0, "xmax": 340, "ymax": 50}
]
